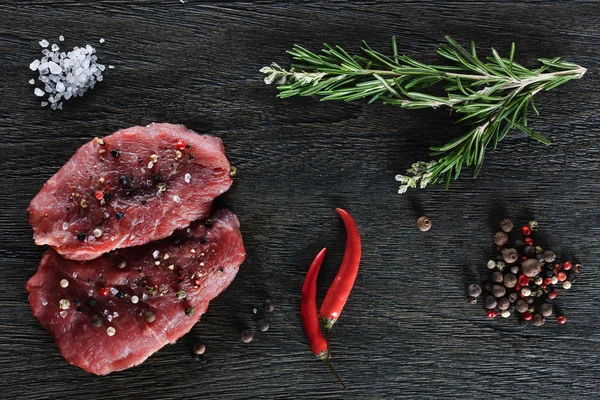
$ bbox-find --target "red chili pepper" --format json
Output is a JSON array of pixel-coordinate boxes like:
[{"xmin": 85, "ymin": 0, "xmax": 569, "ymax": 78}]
[
  {"xmin": 301, "ymin": 248, "xmax": 346, "ymax": 389},
  {"xmin": 175, "ymin": 140, "xmax": 186, "ymax": 151},
  {"xmin": 320, "ymin": 208, "xmax": 362, "ymax": 332}
]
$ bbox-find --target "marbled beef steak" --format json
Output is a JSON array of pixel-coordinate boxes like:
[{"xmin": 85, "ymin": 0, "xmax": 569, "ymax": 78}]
[
  {"xmin": 27, "ymin": 209, "xmax": 245, "ymax": 375},
  {"xmin": 28, "ymin": 123, "xmax": 232, "ymax": 261}
]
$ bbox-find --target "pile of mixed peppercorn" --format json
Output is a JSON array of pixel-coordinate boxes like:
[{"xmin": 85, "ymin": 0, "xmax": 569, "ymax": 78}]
[{"xmin": 468, "ymin": 219, "xmax": 581, "ymax": 326}]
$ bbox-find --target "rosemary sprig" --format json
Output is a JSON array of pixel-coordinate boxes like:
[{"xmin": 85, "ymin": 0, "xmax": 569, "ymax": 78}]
[{"xmin": 260, "ymin": 37, "xmax": 586, "ymax": 192}]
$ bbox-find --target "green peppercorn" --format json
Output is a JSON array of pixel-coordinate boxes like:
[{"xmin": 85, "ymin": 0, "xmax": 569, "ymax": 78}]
[
  {"xmin": 185, "ymin": 306, "xmax": 195, "ymax": 316},
  {"xmin": 494, "ymin": 231, "xmax": 508, "ymax": 247},
  {"xmin": 176, "ymin": 290, "xmax": 187, "ymax": 300},
  {"xmin": 501, "ymin": 310, "xmax": 511, "ymax": 318},
  {"xmin": 468, "ymin": 297, "xmax": 477, "ymax": 305},
  {"xmin": 500, "ymin": 219, "xmax": 513, "ymax": 233},
  {"xmin": 502, "ymin": 273, "xmax": 517, "ymax": 288},
  {"xmin": 528, "ymin": 220, "xmax": 539, "ymax": 231},
  {"xmin": 468, "ymin": 284, "xmax": 482, "ymax": 298},
  {"xmin": 484, "ymin": 296, "xmax": 497, "ymax": 309},
  {"xmin": 508, "ymin": 292, "xmax": 519, "ymax": 303}
]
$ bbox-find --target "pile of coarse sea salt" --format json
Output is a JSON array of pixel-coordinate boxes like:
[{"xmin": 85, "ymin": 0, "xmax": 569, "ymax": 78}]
[{"xmin": 29, "ymin": 37, "xmax": 113, "ymax": 110}]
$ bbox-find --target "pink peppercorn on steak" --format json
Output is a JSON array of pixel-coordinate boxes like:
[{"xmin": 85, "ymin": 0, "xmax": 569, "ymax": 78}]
[
  {"xmin": 27, "ymin": 210, "xmax": 245, "ymax": 375},
  {"xmin": 28, "ymin": 123, "xmax": 233, "ymax": 261}
]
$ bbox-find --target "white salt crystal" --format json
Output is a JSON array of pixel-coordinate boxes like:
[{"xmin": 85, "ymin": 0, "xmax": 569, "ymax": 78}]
[
  {"xmin": 60, "ymin": 311, "xmax": 67, "ymax": 318},
  {"xmin": 147, "ymin": 161, "xmax": 154, "ymax": 169},
  {"xmin": 39, "ymin": 39, "xmax": 49, "ymax": 47},
  {"xmin": 99, "ymin": 38, "xmax": 105, "ymax": 43},
  {"xmin": 184, "ymin": 173, "xmax": 191, "ymax": 183},
  {"xmin": 142, "ymin": 293, "xmax": 148, "ymax": 301},
  {"xmin": 28, "ymin": 79, "xmax": 35, "ymax": 85},
  {"xmin": 173, "ymin": 195, "xmax": 181, "ymax": 203},
  {"xmin": 107, "ymin": 315, "xmax": 113, "ymax": 322},
  {"xmin": 72, "ymin": 272, "xmax": 78, "ymax": 278},
  {"xmin": 41, "ymin": 102, "xmax": 48, "ymax": 107},
  {"xmin": 34, "ymin": 88, "xmax": 44, "ymax": 97},
  {"xmin": 152, "ymin": 250, "xmax": 160, "ymax": 259},
  {"xmin": 62, "ymin": 222, "xmax": 68, "ymax": 230},
  {"xmin": 51, "ymin": 44, "xmax": 59, "ymax": 52},
  {"xmin": 110, "ymin": 287, "xmax": 118, "ymax": 295},
  {"xmin": 88, "ymin": 290, "xmax": 94, "ymax": 296},
  {"xmin": 41, "ymin": 298, "xmax": 48, "ymax": 306},
  {"xmin": 59, "ymin": 35, "xmax": 64, "ymax": 41},
  {"xmin": 113, "ymin": 312, "xmax": 119, "ymax": 318},
  {"xmin": 108, "ymin": 65, "xmax": 114, "ymax": 69},
  {"xmin": 29, "ymin": 59, "xmax": 40, "ymax": 71},
  {"xmin": 48, "ymin": 61, "xmax": 62, "ymax": 74},
  {"xmin": 56, "ymin": 81, "xmax": 65, "ymax": 92}
]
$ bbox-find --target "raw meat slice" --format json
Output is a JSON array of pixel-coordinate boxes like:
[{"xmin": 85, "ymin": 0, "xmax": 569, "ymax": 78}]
[
  {"xmin": 28, "ymin": 123, "xmax": 233, "ymax": 261},
  {"xmin": 27, "ymin": 209, "xmax": 245, "ymax": 375}
]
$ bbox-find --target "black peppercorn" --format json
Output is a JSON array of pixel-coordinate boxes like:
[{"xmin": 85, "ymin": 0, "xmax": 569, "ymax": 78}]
[
  {"xmin": 468, "ymin": 297, "xmax": 477, "ymax": 305},
  {"xmin": 77, "ymin": 232, "xmax": 86, "ymax": 241},
  {"xmin": 264, "ymin": 299, "xmax": 275, "ymax": 313},
  {"xmin": 540, "ymin": 303, "xmax": 553, "ymax": 317},
  {"xmin": 115, "ymin": 211, "xmax": 124, "ymax": 220},
  {"xmin": 417, "ymin": 216, "xmax": 432, "ymax": 232},
  {"xmin": 468, "ymin": 284, "xmax": 482, "ymax": 298},
  {"xmin": 500, "ymin": 219, "xmax": 513, "ymax": 233},
  {"xmin": 503, "ymin": 273, "xmax": 518, "ymax": 288},
  {"xmin": 484, "ymin": 296, "xmax": 497, "ymax": 309},
  {"xmin": 257, "ymin": 319, "xmax": 269, "ymax": 332},
  {"xmin": 91, "ymin": 314, "xmax": 103, "ymax": 327},
  {"xmin": 193, "ymin": 343, "xmax": 206, "ymax": 355},
  {"xmin": 523, "ymin": 246, "xmax": 536, "ymax": 259},
  {"xmin": 87, "ymin": 298, "xmax": 96, "ymax": 306},
  {"xmin": 240, "ymin": 330, "xmax": 254, "ymax": 343},
  {"xmin": 497, "ymin": 297, "xmax": 510, "ymax": 311},
  {"xmin": 502, "ymin": 248, "xmax": 518, "ymax": 264},
  {"xmin": 492, "ymin": 271, "xmax": 504, "ymax": 284},
  {"xmin": 494, "ymin": 231, "xmax": 508, "ymax": 247},
  {"xmin": 116, "ymin": 291, "xmax": 125, "ymax": 299},
  {"xmin": 204, "ymin": 219, "xmax": 213, "ymax": 227},
  {"xmin": 110, "ymin": 149, "xmax": 120, "ymax": 157},
  {"xmin": 492, "ymin": 284, "xmax": 506, "ymax": 298},
  {"xmin": 543, "ymin": 251, "xmax": 556, "ymax": 263}
]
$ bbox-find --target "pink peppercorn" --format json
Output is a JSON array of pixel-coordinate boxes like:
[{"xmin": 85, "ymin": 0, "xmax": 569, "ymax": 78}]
[{"xmin": 487, "ymin": 309, "xmax": 498, "ymax": 318}]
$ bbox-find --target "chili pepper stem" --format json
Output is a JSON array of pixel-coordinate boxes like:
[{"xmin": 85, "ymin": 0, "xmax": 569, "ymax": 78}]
[{"xmin": 319, "ymin": 353, "xmax": 347, "ymax": 389}]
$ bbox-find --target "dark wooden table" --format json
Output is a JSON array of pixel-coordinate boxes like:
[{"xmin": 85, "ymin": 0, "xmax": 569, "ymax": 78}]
[{"xmin": 1, "ymin": 1, "xmax": 599, "ymax": 399}]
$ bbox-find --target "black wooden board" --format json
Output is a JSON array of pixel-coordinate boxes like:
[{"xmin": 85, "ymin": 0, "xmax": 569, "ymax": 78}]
[{"xmin": 1, "ymin": 1, "xmax": 599, "ymax": 399}]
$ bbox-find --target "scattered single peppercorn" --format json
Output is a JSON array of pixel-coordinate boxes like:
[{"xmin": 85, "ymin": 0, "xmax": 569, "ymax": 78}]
[
  {"xmin": 487, "ymin": 309, "xmax": 498, "ymax": 318},
  {"xmin": 77, "ymin": 232, "xmax": 86, "ymax": 241},
  {"xmin": 115, "ymin": 211, "xmax": 124, "ymax": 220},
  {"xmin": 532, "ymin": 314, "xmax": 544, "ymax": 326},
  {"xmin": 240, "ymin": 330, "xmax": 254, "ymax": 343},
  {"xmin": 468, "ymin": 284, "xmax": 482, "ymax": 298},
  {"xmin": 144, "ymin": 311, "xmax": 156, "ymax": 323},
  {"xmin": 204, "ymin": 219, "xmax": 213, "ymax": 227},
  {"xmin": 185, "ymin": 306, "xmax": 195, "ymax": 316},
  {"xmin": 524, "ymin": 237, "xmax": 533, "ymax": 246},
  {"xmin": 99, "ymin": 287, "xmax": 109, "ymax": 297},
  {"xmin": 557, "ymin": 315, "xmax": 567, "ymax": 325},
  {"xmin": 257, "ymin": 319, "xmax": 269, "ymax": 332},
  {"xmin": 563, "ymin": 261, "xmax": 572, "ymax": 271},
  {"xmin": 110, "ymin": 149, "xmax": 120, "ymax": 157},
  {"xmin": 193, "ymin": 343, "xmax": 206, "ymax": 355},
  {"xmin": 540, "ymin": 303, "xmax": 553, "ymax": 317},
  {"xmin": 264, "ymin": 299, "xmax": 275, "ymax": 313},
  {"xmin": 562, "ymin": 281, "xmax": 572, "ymax": 290},
  {"xmin": 416, "ymin": 216, "xmax": 432, "ymax": 232},
  {"xmin": 521, "ymin": 225, "xmax": 531, "ymax": 236}
]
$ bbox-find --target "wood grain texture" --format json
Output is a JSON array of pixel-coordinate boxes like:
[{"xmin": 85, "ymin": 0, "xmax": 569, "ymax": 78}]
[{"xmin": 1, "ymin": 1, "xmax": 599, "ymax": 399}]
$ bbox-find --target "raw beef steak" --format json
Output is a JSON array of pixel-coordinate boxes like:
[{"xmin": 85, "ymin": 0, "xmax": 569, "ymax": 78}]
[
  {"xmin": 27, "ymin": 209, "xmax": 245, "ymax": 375},
  {"xmin": 29, "ymin": 123, "xmax": 233, "ymax": 261}
]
